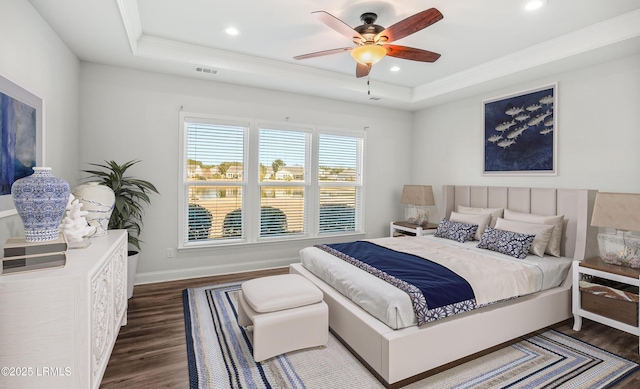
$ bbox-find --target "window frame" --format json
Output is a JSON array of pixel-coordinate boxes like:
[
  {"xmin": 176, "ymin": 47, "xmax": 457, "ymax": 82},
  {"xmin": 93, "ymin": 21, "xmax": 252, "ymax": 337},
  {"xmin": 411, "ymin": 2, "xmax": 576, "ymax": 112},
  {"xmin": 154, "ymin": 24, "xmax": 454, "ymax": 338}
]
[
  {"xmin": 178, "ymin": 112, "xmax": 365, "ymax": 249},
  {"xmin": 255, "ymin": 121, "xmax": 313, "ymax": 241},
  {"xmin": 316, "ymin": 127, "xmax": 365, "ymax": 236}
]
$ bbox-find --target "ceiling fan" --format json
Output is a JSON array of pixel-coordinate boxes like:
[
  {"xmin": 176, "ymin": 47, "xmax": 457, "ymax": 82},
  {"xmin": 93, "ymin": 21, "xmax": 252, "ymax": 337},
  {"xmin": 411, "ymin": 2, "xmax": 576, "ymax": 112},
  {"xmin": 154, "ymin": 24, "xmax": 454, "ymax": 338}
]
[{"xmin": 294, "ymin": 8, "xmax": 443, "ymax": 78}]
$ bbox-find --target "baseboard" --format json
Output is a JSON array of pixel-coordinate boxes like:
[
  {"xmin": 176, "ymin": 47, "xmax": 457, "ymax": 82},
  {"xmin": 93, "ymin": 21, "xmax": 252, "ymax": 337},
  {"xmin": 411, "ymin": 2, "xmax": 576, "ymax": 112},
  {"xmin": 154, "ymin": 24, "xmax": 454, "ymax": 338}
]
[{"xmin": 133, "ymin": 256, "xmax": 297, "ymax": 285}]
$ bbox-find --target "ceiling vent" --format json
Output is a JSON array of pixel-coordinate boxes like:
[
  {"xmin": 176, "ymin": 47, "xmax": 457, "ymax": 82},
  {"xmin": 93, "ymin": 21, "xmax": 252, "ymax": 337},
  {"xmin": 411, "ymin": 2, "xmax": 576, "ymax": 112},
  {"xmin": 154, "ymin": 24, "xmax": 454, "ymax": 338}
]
[{"xmin": 195, "ymin": 66, "xmax": 218, "ymax": 75}]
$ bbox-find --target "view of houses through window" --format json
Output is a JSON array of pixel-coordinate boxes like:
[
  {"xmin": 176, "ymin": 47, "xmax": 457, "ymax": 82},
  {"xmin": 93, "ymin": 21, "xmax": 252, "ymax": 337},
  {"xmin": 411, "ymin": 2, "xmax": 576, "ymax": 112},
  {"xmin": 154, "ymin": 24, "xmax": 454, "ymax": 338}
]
[{"xmin": 180, "ymin": 115, "xmax": 364, "ymax": 247}]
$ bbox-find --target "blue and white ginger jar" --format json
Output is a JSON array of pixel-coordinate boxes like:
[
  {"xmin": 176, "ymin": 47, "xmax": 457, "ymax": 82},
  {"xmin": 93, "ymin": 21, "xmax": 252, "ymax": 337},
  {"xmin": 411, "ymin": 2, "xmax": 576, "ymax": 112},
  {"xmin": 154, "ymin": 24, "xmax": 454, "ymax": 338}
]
[{"xmin": 11, "ymin": 167, "xmax": 70, "ymax": 242}]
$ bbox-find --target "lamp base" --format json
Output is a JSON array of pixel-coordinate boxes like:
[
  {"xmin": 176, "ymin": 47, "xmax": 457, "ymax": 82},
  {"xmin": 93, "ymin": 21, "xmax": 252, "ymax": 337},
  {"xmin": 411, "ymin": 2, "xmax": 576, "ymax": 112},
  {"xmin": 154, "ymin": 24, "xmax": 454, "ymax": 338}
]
[
  {"xmin": 404, "ymin": 205, "xmax": 431, "ymax": 227},
  {"xmin": 597, "ymin": 231, "xmax": 640, "ymax": 268}
]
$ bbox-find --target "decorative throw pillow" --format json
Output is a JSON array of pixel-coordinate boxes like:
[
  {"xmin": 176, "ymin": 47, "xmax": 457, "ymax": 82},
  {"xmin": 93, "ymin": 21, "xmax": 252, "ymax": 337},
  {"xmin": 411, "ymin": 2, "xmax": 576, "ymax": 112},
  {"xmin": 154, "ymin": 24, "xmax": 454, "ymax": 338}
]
[
  {"xmin": 503, "ymin": 209, "xmax": 564, "ymax": 257},
  {"xmin": 457, "ymin": 205, "xmax": 504, "ymax": 227},
  {"xmin": 450, "ymin": 211, "xmax": 492, "ymax": 241},
  {"xmin": 494, "ymin": 218, "xmax": 554, "ymax": 257},
  {"xmin": 477, "ymin": 226, "xmax": 535, "ymax": 259},
  {"xmin": 434, "ymin": 219, "xmax": 478, "ymax": 243}
]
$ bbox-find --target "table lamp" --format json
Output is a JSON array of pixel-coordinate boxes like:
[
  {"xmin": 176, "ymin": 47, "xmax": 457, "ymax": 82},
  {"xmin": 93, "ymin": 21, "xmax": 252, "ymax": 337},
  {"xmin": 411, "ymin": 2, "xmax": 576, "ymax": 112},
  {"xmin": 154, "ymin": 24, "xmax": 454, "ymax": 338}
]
[
  {"xmin": 401, "ymin": 185, "xmax": 435, "ymax": 227},
  {"xmin": 590, "ymin": 192, "xmax": 640, "ymax": 268}
]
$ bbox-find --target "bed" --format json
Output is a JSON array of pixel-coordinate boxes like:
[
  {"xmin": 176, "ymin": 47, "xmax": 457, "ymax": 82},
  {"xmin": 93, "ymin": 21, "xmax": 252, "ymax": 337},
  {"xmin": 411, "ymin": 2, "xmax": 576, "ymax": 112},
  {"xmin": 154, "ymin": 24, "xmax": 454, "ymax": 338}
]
[{"xmin": 290, "ymin": 185, "xmax": 599, "ymax": 388}]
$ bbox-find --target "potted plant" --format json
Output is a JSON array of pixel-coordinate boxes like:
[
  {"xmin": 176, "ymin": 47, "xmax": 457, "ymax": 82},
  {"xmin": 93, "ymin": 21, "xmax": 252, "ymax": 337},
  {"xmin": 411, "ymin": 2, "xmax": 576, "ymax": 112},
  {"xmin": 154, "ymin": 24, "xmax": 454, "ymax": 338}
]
[{"xmin": 82, "ymin": 160, "xmax": 159, "ymax": 298}]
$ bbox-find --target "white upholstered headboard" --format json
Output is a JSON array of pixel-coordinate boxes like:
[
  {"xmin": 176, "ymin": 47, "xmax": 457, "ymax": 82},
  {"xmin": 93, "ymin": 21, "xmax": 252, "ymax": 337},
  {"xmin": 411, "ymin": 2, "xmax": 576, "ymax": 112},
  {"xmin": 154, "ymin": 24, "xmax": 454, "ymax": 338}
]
[{"xmin": 442, "ymin": 185, "xmax": 599, "ymax": 261}]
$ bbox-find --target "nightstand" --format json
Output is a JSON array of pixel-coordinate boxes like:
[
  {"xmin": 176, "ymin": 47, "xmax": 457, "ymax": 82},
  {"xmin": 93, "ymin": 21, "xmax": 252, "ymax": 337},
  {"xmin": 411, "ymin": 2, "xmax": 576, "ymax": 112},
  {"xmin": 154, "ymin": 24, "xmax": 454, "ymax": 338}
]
[
  {"xmin": 572, "ymin": 257, "xmax": 640, "ymax": 352},
  {"xmin": 390, "ymin": 221, "xmax": 438, "ymax": 237}
]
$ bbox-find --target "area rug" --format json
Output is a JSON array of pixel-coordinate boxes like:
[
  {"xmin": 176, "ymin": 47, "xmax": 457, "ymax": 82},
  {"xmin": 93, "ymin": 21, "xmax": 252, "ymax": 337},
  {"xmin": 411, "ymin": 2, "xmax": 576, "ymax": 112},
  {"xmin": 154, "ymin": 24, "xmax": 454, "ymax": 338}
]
[{"xmin": 183, "ymin": 282, "xmax": 639, "ymax": 389}]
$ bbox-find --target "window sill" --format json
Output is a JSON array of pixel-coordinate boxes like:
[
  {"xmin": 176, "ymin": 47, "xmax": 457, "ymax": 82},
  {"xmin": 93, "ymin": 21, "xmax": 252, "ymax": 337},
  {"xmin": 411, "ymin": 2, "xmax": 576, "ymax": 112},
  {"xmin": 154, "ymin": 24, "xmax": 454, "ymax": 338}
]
[{"xmin": 178, "ymin": 232, "xmax": 366, "ymax": 253}]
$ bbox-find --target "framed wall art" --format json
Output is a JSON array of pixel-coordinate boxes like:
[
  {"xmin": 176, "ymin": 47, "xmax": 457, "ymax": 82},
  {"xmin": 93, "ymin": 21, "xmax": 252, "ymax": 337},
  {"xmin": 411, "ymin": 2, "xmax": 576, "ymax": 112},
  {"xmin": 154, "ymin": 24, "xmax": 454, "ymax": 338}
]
[
  {"xmin": 483, "ymin": 83, "xmax": 557, "ymax": 176},
  {"xmin": 0, "ymin": 74, "xmax": 43, "ymax": 217}
]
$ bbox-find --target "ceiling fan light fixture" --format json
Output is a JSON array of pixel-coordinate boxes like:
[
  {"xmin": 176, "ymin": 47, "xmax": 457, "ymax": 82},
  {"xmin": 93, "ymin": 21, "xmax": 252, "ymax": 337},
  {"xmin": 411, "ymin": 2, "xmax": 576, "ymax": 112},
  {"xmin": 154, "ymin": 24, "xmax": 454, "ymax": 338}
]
[
  {"xmin": 297, "ymin": 9, "xmax": 443, "ymax": 77},
  {"xmin": 351, "ymin": 45, "xmax": 387, "ymax": 65}
]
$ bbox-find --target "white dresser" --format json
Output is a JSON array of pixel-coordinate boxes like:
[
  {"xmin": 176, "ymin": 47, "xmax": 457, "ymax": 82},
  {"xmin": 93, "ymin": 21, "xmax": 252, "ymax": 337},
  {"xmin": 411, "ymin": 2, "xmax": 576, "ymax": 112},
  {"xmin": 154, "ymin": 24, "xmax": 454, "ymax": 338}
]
[{"xmin": 0, "ymin": 230, "xmax": 128, "ymax": 389}]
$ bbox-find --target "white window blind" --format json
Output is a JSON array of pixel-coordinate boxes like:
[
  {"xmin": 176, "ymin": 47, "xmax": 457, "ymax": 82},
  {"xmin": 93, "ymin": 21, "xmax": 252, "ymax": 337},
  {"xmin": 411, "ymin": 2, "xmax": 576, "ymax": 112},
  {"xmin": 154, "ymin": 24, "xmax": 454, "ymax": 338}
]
[
  {"xmin": 258, "ymin": 128, "xmax": 308, "ymax": 238},
  {"xmin": 185, "ymin": 121, "xmax": 246, "ymax": 243},
  {"xmin": 179, "ymin": 114, "xmax": 364, "ymax": 248},
  {"xmin": 318, "ymin": 133, "xmax": 363, "ymax": 233}
]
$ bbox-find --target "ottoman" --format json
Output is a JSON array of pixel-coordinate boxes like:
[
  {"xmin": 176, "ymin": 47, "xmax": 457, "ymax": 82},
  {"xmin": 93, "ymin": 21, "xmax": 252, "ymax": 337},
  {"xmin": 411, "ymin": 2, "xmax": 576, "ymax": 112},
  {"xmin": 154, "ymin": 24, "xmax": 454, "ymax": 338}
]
[{"xmin": 237, "ymin": 274, "xmax": 328, "ymax": 362}]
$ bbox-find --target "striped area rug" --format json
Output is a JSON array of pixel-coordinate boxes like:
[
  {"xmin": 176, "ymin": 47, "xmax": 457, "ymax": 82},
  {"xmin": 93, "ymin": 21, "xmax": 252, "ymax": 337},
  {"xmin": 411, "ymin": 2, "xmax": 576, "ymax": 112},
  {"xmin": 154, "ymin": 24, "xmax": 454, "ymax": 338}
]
[{"xmin": 183, "ymin": 282, "xmax": 638, "ymax": 389}]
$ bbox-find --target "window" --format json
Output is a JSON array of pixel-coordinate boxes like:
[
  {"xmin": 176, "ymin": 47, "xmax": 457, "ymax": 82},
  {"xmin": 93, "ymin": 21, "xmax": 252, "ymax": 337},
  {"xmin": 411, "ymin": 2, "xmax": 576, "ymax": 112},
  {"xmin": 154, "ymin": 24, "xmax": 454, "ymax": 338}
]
[
  {"xmin": 258, "ymin": 127, "xmax": 309, "ymax": 238},
  {"xmin": 179, "ymin": 113, "xmax": 364, "ymax": 248},
  {"xmin": 318, "ymin": 134, "xmax": 362, "ymax": 233},
  {"xmin": 182, "ymin": 117, "xmax": 248, "ymax": 244}
]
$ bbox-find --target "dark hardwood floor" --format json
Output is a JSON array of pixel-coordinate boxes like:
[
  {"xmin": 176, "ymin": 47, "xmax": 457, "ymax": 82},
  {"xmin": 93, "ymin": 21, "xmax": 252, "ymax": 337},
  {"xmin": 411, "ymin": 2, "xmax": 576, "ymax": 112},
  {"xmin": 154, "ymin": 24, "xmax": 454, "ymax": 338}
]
[
  {"xmin": 101, "ymin": 268, "xmax": 640, "ymax": 388},
  {"xmin": 100, "ymin": 267, "xmax": 289, "ymax": 388}
]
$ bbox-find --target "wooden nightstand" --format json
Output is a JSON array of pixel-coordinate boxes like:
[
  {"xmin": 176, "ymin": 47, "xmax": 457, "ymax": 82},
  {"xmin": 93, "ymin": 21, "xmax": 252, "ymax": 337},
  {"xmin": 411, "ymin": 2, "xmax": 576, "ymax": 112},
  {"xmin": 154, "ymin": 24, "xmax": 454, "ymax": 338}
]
[
  {"xmin": 572, "ymin": 257, "xmax": 640, "ymax": 352},
  {"xmin": 390, "ymin": 221, "xmax": 438, "ymax": 237}
]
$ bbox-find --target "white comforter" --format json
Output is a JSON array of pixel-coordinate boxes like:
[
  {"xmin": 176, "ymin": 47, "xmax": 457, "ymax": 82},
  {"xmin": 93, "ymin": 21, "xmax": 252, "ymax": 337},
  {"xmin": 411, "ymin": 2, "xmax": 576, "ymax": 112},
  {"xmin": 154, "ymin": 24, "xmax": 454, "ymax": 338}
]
[{"xmin": 299, "ymin": 235, "xmax": 572, "ymax": 330}]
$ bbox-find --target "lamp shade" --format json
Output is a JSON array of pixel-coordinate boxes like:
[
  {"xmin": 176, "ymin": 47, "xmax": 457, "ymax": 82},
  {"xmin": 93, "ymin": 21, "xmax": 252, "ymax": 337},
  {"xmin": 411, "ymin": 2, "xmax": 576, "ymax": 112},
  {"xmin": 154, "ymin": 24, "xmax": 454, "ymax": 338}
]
[
  {"xmin": 591, "ymin": 192, "xmax": 640, "ymax": 231},
  {"xmin": 401, "ymin": 185, "xmax": 435, "ymax": 206},
  {"xmin": 350, "ymin": 45, "xmax": 387, "ymax": 65}
]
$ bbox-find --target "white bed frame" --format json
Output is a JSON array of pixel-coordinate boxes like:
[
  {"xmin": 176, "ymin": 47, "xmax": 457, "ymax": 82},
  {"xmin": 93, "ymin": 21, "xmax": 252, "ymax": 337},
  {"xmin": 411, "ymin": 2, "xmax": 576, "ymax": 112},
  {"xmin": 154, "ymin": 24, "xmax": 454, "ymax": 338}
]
[{"xmin": 290, "ymin": 185, "xmax": 599, "ymax": 388}]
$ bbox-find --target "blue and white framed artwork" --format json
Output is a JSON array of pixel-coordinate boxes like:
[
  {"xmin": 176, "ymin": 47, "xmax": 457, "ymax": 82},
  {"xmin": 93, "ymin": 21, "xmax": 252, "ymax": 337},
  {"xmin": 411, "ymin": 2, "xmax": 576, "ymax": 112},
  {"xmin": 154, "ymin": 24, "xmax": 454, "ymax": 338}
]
[
  {"xmin": 0, "ymin": 74, "xmax": 43, "ymax": 217},
  {"xmin": 483, "ymin": 83, "xmax": 557, "ymax": 176}
]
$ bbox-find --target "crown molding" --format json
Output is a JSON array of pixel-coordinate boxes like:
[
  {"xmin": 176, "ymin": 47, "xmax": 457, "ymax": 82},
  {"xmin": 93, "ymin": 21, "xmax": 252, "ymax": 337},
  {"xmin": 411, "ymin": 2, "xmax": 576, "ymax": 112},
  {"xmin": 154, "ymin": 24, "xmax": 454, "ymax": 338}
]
[{"xmin": 116, "ymin": 0, "xmax": 142, "ymax": 54}]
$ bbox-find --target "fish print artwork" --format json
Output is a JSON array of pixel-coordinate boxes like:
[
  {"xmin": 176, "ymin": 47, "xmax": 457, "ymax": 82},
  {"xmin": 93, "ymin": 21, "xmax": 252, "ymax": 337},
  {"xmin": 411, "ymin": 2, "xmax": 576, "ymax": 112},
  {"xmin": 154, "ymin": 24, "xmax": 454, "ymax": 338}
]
[{"xmin": 483, "ymin": 84, "xmax": 556, "ymax": 175}]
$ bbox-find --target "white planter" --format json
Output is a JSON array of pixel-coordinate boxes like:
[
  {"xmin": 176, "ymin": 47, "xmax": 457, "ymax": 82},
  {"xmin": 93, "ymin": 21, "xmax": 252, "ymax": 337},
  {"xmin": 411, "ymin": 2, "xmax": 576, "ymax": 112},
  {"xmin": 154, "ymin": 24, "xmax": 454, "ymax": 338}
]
[{"xmin": 72, "ymin": 182, "xmax": 115, "ymax": 237}]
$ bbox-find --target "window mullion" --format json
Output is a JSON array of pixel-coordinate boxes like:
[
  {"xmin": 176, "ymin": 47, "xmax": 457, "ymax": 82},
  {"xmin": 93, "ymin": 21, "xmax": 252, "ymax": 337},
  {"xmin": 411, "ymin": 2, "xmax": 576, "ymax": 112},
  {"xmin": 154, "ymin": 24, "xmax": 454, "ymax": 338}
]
[
  {"xmin": 245, "ymin": 123, "xmax": 259, "ymax": 243},
  {"xmin": 307, "ymin": 129, "xmax": 319, "ymax": 237}
]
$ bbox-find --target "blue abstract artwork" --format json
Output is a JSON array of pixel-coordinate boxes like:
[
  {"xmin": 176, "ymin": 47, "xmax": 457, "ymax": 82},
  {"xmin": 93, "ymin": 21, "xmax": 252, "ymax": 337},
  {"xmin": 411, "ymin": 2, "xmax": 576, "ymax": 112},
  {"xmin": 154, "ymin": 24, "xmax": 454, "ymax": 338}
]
[
  {"xmin": 483, "ymin": 84, "xmax": 556, "ymax": 175},
  {"xmin": 0, "ymin": 75, "xmax": 41, "ymax": 216},
  {"xmin": 0, "ymin": 91, "xmax": 37, "ymax": 195}
]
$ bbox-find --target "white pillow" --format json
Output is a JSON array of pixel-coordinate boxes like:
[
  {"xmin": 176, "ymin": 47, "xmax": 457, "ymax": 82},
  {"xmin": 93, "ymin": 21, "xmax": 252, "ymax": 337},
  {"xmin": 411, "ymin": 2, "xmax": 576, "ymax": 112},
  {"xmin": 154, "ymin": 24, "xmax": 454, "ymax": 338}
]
[
  {"xmin": 494, "ymin": 218, "xmax": 554, "ymax": 257},
  {"xmin": 457, "ymin": 205, "xmax": 504, "ymax": 227},
  {"xmin": 450, "ymin": 211, "xmax": 492, "ymax": 241},
  {"xmin": 503, "ymin": 209, "xmax": 564, "ymax": 257}
]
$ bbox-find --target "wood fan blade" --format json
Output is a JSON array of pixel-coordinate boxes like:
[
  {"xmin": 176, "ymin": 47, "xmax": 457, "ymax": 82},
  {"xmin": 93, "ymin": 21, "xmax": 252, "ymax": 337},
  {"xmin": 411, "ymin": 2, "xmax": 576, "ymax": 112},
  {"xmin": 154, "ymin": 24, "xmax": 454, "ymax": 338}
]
[
  {"xmin": 312, "ymin": 11, "xmax": 364, "ymax": 44},
  {"xmin": 385, "ymin": 45, "xmax": 441, "ymax": 62},
  {"xmin": 356, "ymin": 63, "xmax": 371, "ymax": 78},
  {"xmin": 375, "ymin": 8, "xmax": 443, "ymax": 43},
  {"xmin": 294, "ymin": 47, "xmax": 352, "ymax": 60}
]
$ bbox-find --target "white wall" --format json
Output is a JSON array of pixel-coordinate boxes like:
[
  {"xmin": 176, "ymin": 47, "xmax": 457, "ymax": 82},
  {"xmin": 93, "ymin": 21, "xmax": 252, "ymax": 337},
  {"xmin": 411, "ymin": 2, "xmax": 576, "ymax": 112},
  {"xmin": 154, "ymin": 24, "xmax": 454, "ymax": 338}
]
[
  {"xmin": 0, "ymin": 0, "xmax": 80, "ymax": 245},
  {"xmin": 6, "ymin": 0, "xmax": 639, "ymax": 285},
  {"xmin": 413, "ymin": 54, "xmax": 640, "ymax": 219},
  {"xmin": 79, "ymin": 64, "xmax": 413, "ymax": 283}
]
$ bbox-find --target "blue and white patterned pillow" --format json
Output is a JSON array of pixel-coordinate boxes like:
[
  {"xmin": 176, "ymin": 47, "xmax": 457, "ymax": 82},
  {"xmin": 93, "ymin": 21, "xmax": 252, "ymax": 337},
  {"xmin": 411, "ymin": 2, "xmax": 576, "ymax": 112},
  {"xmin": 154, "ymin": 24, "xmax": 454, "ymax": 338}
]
[
  {"xmin": 434, "ymin": 219, "xmax": 478, "ymax": 243},
  {"xmin": 476, "ymin": 226, "xmax": 535, "ymax": 259}
]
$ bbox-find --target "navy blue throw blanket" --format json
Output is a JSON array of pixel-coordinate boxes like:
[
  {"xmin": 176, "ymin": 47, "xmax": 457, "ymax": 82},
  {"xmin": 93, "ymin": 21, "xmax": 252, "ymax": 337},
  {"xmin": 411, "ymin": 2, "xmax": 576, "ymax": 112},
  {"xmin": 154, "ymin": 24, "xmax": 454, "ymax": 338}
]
[{"xmin": 316, "ymin": 241, "xmax": 477, "ymax": 325}]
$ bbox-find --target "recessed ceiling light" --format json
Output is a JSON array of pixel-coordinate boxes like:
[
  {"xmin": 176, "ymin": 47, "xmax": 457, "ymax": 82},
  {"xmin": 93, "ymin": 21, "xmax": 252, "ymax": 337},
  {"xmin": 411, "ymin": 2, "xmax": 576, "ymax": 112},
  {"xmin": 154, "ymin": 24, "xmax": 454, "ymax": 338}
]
[
  {"xmin": 225, "ymin": 27, "xmax": 239, "ymax": 36},
  {"xmin": 390, "ymin": 66, "xmax": 400, "ymax": 72},
  {"xmin": 525, "ymin": 0, "xmax": 545, "ymax": 11}
]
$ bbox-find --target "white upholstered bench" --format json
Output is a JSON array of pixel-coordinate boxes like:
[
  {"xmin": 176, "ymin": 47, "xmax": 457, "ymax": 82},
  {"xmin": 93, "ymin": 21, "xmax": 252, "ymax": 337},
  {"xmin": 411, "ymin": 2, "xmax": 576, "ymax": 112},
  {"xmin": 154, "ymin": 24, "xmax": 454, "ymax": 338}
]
[{"xmin": 237, "ymin": 274, "xmax": 329, "ymax": 362}]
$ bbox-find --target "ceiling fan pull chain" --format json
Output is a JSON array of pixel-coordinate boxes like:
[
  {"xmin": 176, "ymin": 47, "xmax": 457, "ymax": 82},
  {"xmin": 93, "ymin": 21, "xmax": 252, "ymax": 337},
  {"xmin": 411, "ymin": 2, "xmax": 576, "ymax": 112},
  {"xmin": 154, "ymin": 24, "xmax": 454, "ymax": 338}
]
[{"xmin": 367, "ymin": 77, "xmax": 370, "ymax": 95}]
